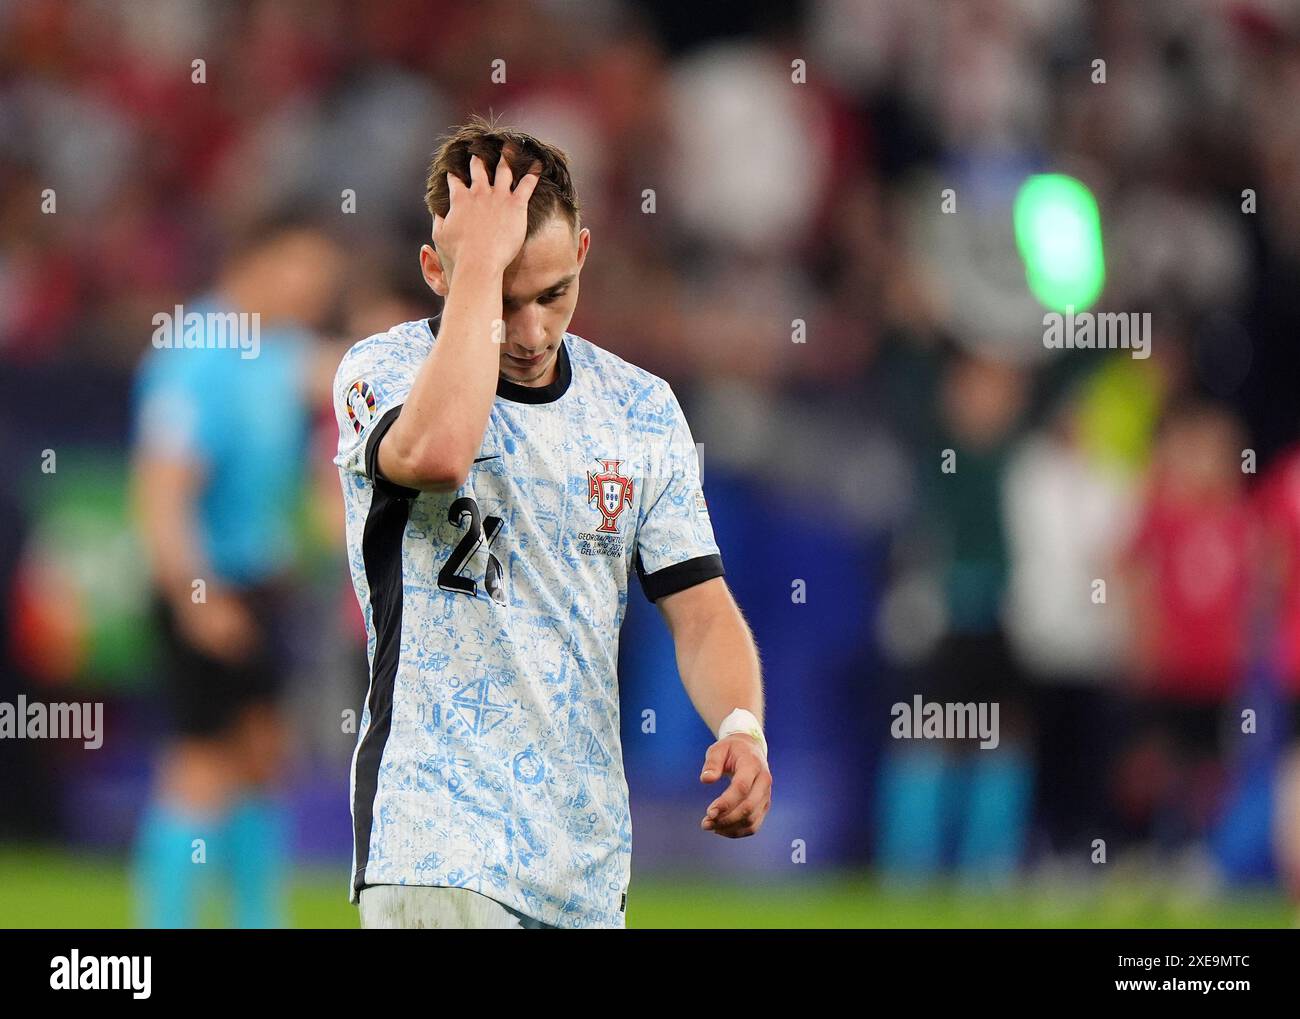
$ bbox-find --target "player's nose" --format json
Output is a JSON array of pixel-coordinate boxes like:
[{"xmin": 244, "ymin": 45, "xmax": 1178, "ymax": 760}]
[{"xmin": 504, "ymin": 308, "xmax": 546, "ymax": 349}]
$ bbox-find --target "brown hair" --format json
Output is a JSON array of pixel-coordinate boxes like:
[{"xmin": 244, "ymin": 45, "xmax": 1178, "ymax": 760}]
[{"xmin": 424, "ymin": 112, "xmax": 581, "ymax": 239}]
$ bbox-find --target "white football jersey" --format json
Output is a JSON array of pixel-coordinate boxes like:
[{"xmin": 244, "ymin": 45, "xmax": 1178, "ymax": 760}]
[{"xmin": 333, "ymin": 316, "xmax": 724, "ymax": 928}]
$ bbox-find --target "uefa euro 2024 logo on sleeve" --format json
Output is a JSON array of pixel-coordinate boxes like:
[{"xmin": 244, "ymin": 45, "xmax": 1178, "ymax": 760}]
[
  {"xmin": 587, "ymin": 459, "xmax": 634, "ymax": 534},
  {"xmin": 345, "ymin": 380, "xmax": 378, "ymax": 434}
]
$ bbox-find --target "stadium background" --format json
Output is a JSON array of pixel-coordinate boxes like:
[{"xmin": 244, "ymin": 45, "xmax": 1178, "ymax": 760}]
[{"xmin": 2, "ymin": 0, "xmax": 1300, "ymax": 927}]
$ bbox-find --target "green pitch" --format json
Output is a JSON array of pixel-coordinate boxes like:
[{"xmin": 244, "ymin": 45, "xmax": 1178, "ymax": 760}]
[{"xmin": 0, "ymin": 847, "xmax": 1292, "ymax": 928}]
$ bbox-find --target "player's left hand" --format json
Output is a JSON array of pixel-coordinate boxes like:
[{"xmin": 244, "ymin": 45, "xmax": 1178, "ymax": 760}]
[{"xmin": 699, "ymin": 734, "xmax": 772, "ymax": 838}]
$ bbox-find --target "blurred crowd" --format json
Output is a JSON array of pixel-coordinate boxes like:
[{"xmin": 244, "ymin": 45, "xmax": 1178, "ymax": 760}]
[{"xmin": 4, "ymin": 0, "xmax": 1300, "ymax": 899}]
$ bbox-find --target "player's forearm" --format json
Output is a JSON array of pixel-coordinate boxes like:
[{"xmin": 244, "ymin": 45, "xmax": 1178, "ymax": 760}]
[
  {"xmin": 673, "ymin": 599, "xmax": 764, "ymax": 737},
  {"xmin": 380, "ymin": 265, "xmax": 504, "ymax": 489}
]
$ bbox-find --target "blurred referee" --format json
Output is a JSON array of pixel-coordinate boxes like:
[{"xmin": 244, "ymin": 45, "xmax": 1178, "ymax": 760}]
[{"xmin": 129, "ymin": 217, "xmax": 344, "ymax": 928}]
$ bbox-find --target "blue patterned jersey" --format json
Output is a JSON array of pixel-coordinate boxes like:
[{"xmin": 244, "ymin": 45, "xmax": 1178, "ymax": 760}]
[{"xmin": 333, "ymin": 316, "xmax": 724, "ymax": 928}]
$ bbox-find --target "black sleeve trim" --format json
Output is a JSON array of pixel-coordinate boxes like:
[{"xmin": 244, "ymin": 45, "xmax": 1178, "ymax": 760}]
[
  {"xmin": 636, "ymin": 552, "xmax": 725, "ymax": 603},
  {"xmin": 365, "ymin": 405, "xmax": 420, "ymax": 499}
]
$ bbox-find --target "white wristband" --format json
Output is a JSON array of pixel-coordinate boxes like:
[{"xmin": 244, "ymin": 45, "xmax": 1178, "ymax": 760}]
[{"xmin": 717, "ymin": 708, "xmax": 768, "ymax": 761}]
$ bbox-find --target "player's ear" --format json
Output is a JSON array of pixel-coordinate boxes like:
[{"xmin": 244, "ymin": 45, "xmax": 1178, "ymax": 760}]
[
  {"xmin": 420, "ymin": 240, "xmax": 449, "ymax": 298},
  {"xmin": 575, "ymin": 226, "xmax": 591, "ymax": 270}
]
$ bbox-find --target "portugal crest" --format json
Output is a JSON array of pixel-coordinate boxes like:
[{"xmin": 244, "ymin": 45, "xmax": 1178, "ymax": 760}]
[{"xmin": 587, "ymin": 459, "xmax": 634, "ymax": 533}]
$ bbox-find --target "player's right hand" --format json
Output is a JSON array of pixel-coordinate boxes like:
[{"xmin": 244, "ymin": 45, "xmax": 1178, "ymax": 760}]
[{"xmin": 432, "ymin": 152, "xmax": 540, "ymax": 279}]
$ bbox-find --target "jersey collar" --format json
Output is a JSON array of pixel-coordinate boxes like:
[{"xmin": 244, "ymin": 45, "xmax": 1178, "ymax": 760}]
[{"xmin": 424, "ymin": 316, "xmax": 572, "ymax": 405}]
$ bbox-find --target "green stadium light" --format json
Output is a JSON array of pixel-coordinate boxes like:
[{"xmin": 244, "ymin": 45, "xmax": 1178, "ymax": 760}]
[{"xmin": 1013, "ymin": 173, "xmax": 1105, "ymax": 313}]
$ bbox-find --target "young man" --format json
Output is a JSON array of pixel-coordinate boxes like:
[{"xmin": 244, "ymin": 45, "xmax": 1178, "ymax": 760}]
[{"xmin": 333, "ymin": 116, "xmax": 770, "ymax": 929}]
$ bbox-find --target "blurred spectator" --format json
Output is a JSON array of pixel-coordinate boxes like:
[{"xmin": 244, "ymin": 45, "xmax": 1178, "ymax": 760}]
[
  {"xmin": 1003, "ymin": 385, "xmax": 1138, "ymax": 859},
  {"xmin": 1255, "ymin": 441, "xmax": 1300, "ymax": 910},
  {"xmin": 877, "ymin": 353, "xmax": 1033, "ymax": 882},
  {"xmin": 1119, "ymin": 403, "xmax": 1253, "ymax": 851}
]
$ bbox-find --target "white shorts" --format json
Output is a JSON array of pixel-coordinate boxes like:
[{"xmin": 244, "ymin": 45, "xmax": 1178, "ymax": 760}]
[{"xmin": 358, "ymin": 885, "xmax": 554, "ymax": 929}]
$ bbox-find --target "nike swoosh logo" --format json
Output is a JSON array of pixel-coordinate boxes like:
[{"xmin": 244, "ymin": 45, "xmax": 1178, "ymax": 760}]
[{"xmin": 474, "ymin": 454, "xmax": 501, "ymax": 463}]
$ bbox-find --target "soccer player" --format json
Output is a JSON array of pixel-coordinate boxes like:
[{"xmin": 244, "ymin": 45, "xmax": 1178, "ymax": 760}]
[
  {"xmin": 131, "ymin": 218, "xmax": 345, "ymax": 927},
  {"xmin": 333, "ymin": 116, "xmax": 770, "ymax": 929}
]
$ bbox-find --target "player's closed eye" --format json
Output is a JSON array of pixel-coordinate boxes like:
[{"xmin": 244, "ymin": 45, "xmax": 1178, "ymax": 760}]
[{"xmin": 504, "ymin": 290, "xmax": 566, "ymax": 312}]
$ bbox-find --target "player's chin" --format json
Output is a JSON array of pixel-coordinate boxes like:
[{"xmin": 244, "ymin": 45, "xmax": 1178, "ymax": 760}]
[{"xmin": 503, "ymin": 350, "xmax": 556, "ymax": 382}]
